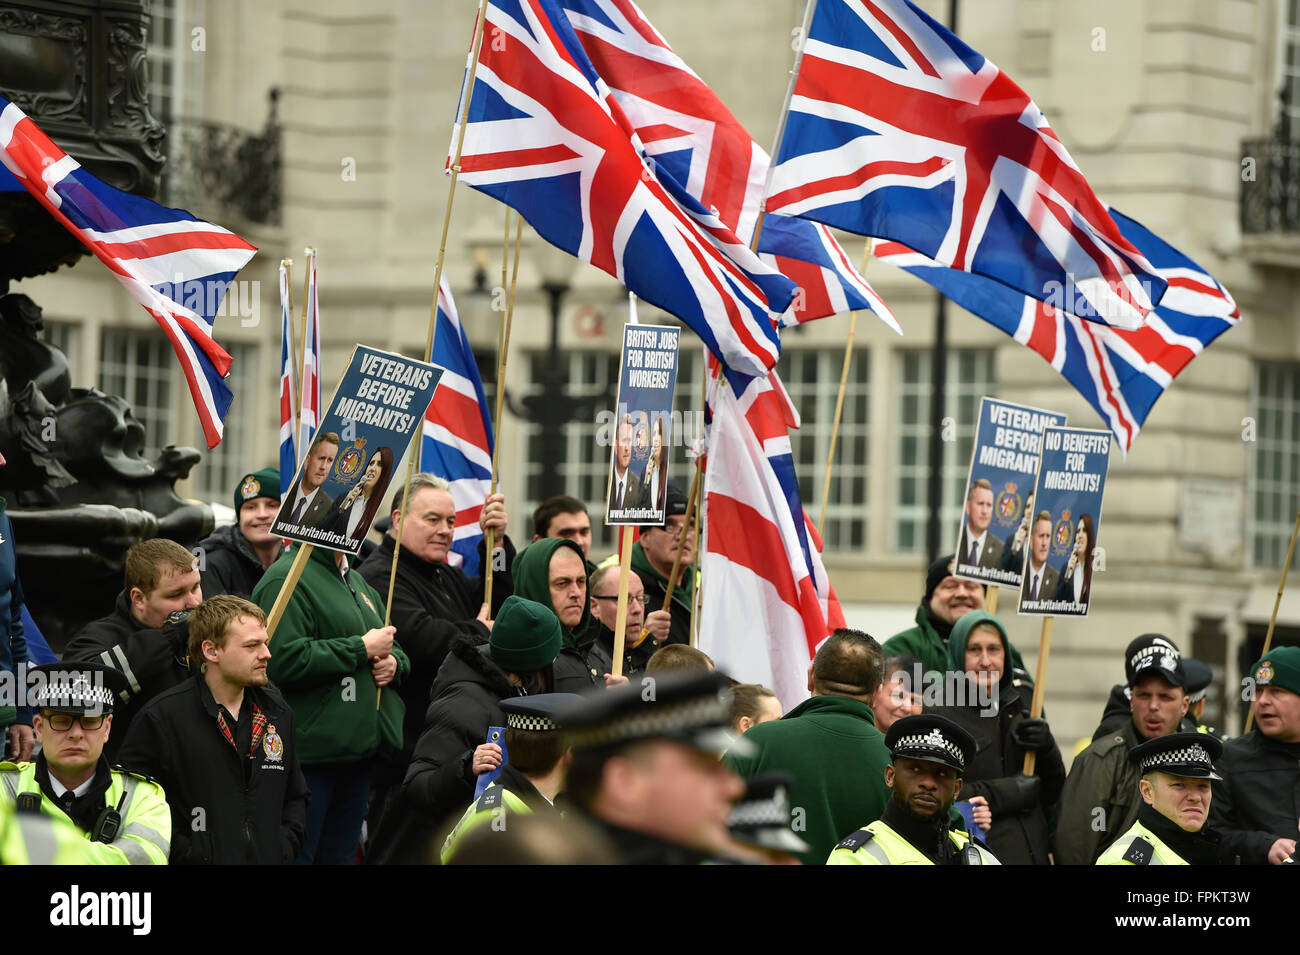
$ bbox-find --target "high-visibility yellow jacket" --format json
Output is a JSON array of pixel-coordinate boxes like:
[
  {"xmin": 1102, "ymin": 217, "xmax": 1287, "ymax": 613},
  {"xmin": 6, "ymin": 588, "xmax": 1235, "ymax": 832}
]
[
  {"xmin": 0, "ymin": 795, "xmax": 99, "ymax": 864},
  {"xmin": 1095, "ymin": 818, "xmax": 1187, "ymax": 866},
  {"xmin": 826, "ymin": 819, "xmax": 1001, "ymax": 865},
  {"xmin": 439, "ymin": 781, "xmax": 536, "ymax": 864},
  {"xmin": 1, "ymin": 760, "xmax": 170, "ymax": 865}
]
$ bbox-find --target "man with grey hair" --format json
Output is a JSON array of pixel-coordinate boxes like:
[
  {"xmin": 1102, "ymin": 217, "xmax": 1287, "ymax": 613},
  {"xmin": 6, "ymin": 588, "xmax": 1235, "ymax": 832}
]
[{"xmin": 357, "ymin": 473, "xmax": 515, "ymax": 844}]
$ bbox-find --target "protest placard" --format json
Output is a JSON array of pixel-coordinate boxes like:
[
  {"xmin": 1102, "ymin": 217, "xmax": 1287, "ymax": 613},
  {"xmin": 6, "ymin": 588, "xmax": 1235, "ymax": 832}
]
[
  {"xmin": 953, "ymin": 398, "xmax": 1066, "ymax": 589},
  {"xmin": 1018, "ymin": 425, "xmax": 1112, "ymax": 617},
  {"xmin": 605, "ymin": 324, "xmax": 680, "ymax": 526},
  {"xmin": 272, "ymin": 345, "xmax": 443, "ymax": 556}
]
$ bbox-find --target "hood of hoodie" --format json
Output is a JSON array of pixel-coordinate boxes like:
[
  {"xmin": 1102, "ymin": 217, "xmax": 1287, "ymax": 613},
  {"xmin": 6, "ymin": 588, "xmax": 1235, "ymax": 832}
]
[
  {"xmin": 512, "ymin": 537, "xmax": 591, "ymax": 647},
  {"xmin": 945, "ymin": 609, "xmax": 1014, "ymax": 693}
]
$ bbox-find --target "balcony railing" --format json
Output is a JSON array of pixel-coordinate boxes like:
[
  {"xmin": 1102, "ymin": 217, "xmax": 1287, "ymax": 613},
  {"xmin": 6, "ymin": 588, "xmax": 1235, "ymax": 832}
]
[{"xmin": 1241, "ymin": 136, "xmax": 1300, "ymax": 235}]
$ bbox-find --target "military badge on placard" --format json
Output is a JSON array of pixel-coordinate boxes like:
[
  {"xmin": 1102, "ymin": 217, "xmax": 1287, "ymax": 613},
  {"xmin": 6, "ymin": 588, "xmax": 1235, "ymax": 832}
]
[
  {"xmin": 996, "ymin": 483, "xmax": 1021, "ymax": 524},
  {"xmin": 241, "ymin": 476, "xmax": 261, "ymax": 501},
  {"xmin": 334, "ymin": 436, "xmax": 368, "ymax": 481},
  {"xmin": 263, "ymin": 724, "xmax": 284, "ymax": 762},
  {"xmin": 1256, "ymin": 662, "xmax": 1274, "ymax": 684},
  {"xmin": 1053, "ymin": 509, "xmax": 1073, "ymax": 554}
]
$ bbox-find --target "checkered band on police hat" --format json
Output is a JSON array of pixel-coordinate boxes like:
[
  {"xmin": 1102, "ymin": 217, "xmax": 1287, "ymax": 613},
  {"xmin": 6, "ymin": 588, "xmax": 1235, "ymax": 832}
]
[
  {"xmin": 1128, "ymin": 731, "xmax": 1223, "ymax": 779},
  {"xmin": 35, "ymin": 678, "xmax": 115, "ymax": 710},
  {"xmin": 729, "ymin": 795, "xmax": 788, "ymax": 828},
  {"xmin": 568, "ymin": 691, "xmax": 731, "ymax": 750},
  {"xmin": 895, "ymin": 727, "xmax": 965, "ymax": 765},
  {"xmin": 506, "ymin": 712, "xmax": 560, "ymax": 732},
  {"xmin": 1138, "ymin": 742, "xmax": 1213, "ymax": 775}
]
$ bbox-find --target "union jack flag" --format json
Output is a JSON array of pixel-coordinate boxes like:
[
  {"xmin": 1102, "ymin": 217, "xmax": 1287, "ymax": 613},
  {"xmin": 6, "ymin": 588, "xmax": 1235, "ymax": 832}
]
[
  {"xmin": 452, "ymin": 0, "xmax": 798, "ymax": 379},
  {"xmin": 299, "ymin": 250, "xmax": 322, "ymax": 461},
  {"xmin": 766, "ymin": 0, "xmax": 1166, "ymax": 330},
  {"xmin": 419, "ymin": 278, "xmax": 494, "ymax": 575},
  {"xmin": 874, "ymin": 209, "xmax": 1240, "ymax": 455},
  {"xmin": 278, "ymin": 262, "xmax": 299, "ymax": 482},
  {"xmin": 699, "ymin": 366, "xmax": 845, "ymax": 710},
  {"xmin": 560, "ymin": 0, "xmax": 899, "ymax": 332},
  {"xmin": 0, "ymin": 95, "xmax": 256, "ymax": 448}
]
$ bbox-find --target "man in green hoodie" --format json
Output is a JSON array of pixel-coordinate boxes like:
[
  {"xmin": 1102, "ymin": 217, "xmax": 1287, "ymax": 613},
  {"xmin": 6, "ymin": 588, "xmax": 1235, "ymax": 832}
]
[
  {"xmin": 513, "ymin": 537, "xmax": 623, "ymax": 693},
  {"xmin": 252, "ymin": 544, "xmax": 410, "ymax": 865},
  {"xmin": 882, "ymin": 554, "xmax": 1024, "ymax": 683}
]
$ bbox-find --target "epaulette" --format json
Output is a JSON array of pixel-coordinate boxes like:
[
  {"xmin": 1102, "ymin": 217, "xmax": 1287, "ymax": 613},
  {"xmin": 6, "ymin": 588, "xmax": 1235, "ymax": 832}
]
[
  {"xmin": 476, "ymin": 786, "xmax": 504, "ymax": 812},
  {"xmin": 1122, "ymin": 836, "xmax": 1154, "ymax": 866},
  {"xmin": 0, "ymin": 760, "xmax": 22, "ymax": 772},
  {"xmin": 1091, "ymin": 733, "xmax": 1128, "ymax": 757},
  {"xmin": 110, "ymin": 765, "xmax": 161, "ymax": 787},
  {"xmin": 835, "ymin": 829, "xmax": 874, "ymax": 852}
]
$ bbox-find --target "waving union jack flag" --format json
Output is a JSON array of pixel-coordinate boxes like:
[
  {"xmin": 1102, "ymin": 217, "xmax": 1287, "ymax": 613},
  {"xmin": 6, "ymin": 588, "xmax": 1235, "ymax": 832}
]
[
  {"xmin": 419, "ymin": 278, "xmax": 494, "ymax": 575},
  {"xmin": 767, "ymin": 0, "xmax": 1166, "ymax": 330},
  {"xmin": 0, "ymin": 95, "xmax": 256, "ymax": 448},
  {"xmin": 875, "ymin": 209, "xmax": 1240, "ymax": 454},
  {"xmin": 452, "ymin": 0, "xmax": 797, "ymax": 378},
  {"xmin": 559, "ymin": 0, "xmax": 899, "ymax": 332}
]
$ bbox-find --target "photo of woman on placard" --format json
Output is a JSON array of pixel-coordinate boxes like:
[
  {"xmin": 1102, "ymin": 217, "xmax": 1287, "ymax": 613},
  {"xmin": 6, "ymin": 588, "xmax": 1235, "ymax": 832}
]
[
  {"xmin": 325, "ymin": 446, "xmax": 394, "ymax": 545},
  {"xmin": 639, "ymin": 414, "xmax": 669, "ymax": 513},
  {"xmin": 1053, "ymin": 512, "xmax": 1095, "ymax": 607}
]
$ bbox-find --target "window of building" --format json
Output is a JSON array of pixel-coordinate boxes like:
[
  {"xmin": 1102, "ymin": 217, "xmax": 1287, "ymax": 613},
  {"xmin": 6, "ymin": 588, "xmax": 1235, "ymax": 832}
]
[
  {"xmin": 41, "ymin": 320, "xmax": 79, "ymax": 365},
  {"xmin": 521, "ymin": 350, "xmax": 621, "ymax": 558},
  {"xmin": 194, "ymin": 343, "xmax": 258, "ymax": 502},
  {"xmin": 146, "ymin": 0, "xmax": 205, "ymax": 127},
  {"xmin": 99, "ymin": 328, "xmax": 178, "ymax": 456},
  {"xmin": 1251, "ymin": 361, "xmax": 1300, "ymax": 569},
  {"xmin": 776, "ymin": 347, "xmax": 871, "ymax": 551},
  {"xmin": 1281, "ymin": 0, "xmax": 1300, "ymax": 136},
  {"xmin": 893, "ymin": 348, "xmax": 996, "ymax": 553}
]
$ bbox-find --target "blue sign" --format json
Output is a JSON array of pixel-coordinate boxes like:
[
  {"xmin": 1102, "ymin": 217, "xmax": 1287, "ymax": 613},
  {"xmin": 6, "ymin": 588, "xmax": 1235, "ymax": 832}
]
[
  {"xmin": 606, "ymin": 324, "xmax": 680, "ymax": 526},
  {"xmin": 1017, "ymin": 426, "xmax": 1112, "ymax": 618},
  {"xmin": 273, "ymin": 345, "xmax": 443, "ymax": 555},
  {"xmin": 954, "ymin": 398, "xmax": 1066, "ymax": 589}
]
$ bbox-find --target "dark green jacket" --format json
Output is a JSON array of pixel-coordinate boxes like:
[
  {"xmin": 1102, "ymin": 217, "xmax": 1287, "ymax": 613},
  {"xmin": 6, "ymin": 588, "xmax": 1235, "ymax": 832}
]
[
  {"xmin": 1055, "ymin": 718, "xmax": 1143, "ymax": 865},
  {"xmin": 513, "ymin": 538, "xmax": 603, "ymax": 692},
  {"xmin": 253, "ymin": 545, "xmax": 410, "ymax": 767},
  {"xmin": 883, "ymin": 604, "xmax": 1025, "ymax": 680},
  {"xmin": 724, "ymin": 695, "xmax": 890, "ymax": 866}
]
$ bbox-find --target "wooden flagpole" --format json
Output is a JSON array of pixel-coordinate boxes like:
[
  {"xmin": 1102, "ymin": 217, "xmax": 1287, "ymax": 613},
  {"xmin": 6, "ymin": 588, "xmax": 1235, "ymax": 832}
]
[
  {"xmin": 1022, "ymin": 617, "xmax": 1053, "ymax": 775},
  {"xmin": 382, "ymin": 0, "xmax": 491, "ymax": 664},
  {"xmin": 985, "ymin": 586, "xmax": 999, "ymax": 616},
  {"xmin": 690, "ymin": 356, "xmax": 707, "ymax": 648},
  {"xmin": 611, "ymin": 526, "xmax": 636, "ymax": 677},
  {"xmin": 297, "ymin": 247, "xmax": 316, "ymax": 459},
  {"xmin": 483, "ymin": 211, "xmax": 524, "ymax": 619},
  {"xmin": 817, "ymin": 238, "xmax": 873, "ymax": 536},
  {"xmin": 1244, "ymin": 506, "xmax": 1300, "ymax": 733},
  {"xmin": 282, "ymin": 259, "xmax": 299, "ymax": 448},
  {"xmin": 750, "ymin": 0, "xmax": 820, "ymax": 254}
]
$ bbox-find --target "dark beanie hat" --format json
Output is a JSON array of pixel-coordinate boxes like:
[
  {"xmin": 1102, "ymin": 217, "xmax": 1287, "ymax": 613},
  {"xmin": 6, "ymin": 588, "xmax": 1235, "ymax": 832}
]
[
  {"xmin": 489, "ymin": 595, "xmax": 563, "ymax": 673},
  {"xmin": 924, "ymin": 554, "xmax": 957, "ymax": 603},
  {"xmin": 235, "ymin": 467, "xmax": 281, "ymax": 514}
]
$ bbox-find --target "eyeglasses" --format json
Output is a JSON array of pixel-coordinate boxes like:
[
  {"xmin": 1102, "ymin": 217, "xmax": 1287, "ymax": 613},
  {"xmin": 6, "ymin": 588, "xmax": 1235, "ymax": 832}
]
[
  {"xmin": 42, "ymin": 712, "xmax": 106, "ymax": 732},
  {"xmin": 593, "ymin": 595, "xmax": 649, "ymax": 605}
]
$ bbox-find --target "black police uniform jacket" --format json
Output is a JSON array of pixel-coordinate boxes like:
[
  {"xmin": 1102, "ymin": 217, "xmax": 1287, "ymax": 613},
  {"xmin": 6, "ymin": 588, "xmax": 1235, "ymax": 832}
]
[
  {"xmin": 365, "ymin": 637, "xmax": 525, "ymax": 865},
  {"xmin": 1208, "ymin": 728, "xmax": 1300, "ymax": 865},
  {"xmin": 115, "ymin": 672, "xmax": 310, "ymax": 864},
  {"xmin": 62, "ymin": 590, "xmax": 191, "ymax": 760},
  {"xmin": 931, "ymin": 675, "xmax": 1065, "ymax": 865},
  {"xmin": 196, "ymin": 523, "xmax": 271, "ymax": 601}
]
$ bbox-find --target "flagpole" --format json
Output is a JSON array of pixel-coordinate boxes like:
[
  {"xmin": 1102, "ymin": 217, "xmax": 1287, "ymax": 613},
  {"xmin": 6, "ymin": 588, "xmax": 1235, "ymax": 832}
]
[
  {"xmin": 690, "ymin": 355, "xmax": 707, "ymax": 648},
  {"xmin": 1244, "ymin": 506, "xmax": 1300, "ymax": 733},
  {"xmin": 750, "ymin": 0, "xmax": 820, "ymax": 253},
  {"xmin": 384, "ymin": 0, "xmax": 491, "ymax": 643},
  {"xmin": 297, "ymin": 246, "xmax": 316, "ymax": 461},
  {"xmin": 817, "ymin": 238, "xmax": 873, "ymax": 536},
  {"xmin": 611, "ymin": 526, "xmax": 635, "ymax": 677},
  {"xmin": 1022, "ymin": 616, "xmax": 1052, "ymax": 775},
  {"xmin": 282, "ymin": 258, "xmax": 299, "ymax": 451},
  {"xmin": 484, "ymin": 210, "xmax": 523, "ymax": 620}
]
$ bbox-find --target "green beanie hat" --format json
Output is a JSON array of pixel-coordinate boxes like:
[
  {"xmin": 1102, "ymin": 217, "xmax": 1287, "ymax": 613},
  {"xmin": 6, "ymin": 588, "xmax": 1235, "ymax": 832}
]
[
  {"xmin": 1252, "ymin": 646, "xmax": 1300, "ymax": 697},
  {"xmin": 235, "ymin": 467, "xmax": 281, "ymax": 514},
  {"xmin": 489, "ymin": 595, "xmax": 563, "ymax": 673}
]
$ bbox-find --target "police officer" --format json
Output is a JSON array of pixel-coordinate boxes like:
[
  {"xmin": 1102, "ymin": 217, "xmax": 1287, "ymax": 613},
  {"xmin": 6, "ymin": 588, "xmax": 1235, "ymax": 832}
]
[
  {"xmin": 439, "ymin": 692, "xmax": 583, "ymax": 864},
  {"xmin": 0, "ymin": 662, "xmax": 170, "ymax": 864},
  {"xmin": 1096, "ymin": 732, "xmax": 1224, "ymax": 866},
  {"xmin": 727, "ymin": 771, "xmax": 811, "ymax": 864},
  {"xmin": 828, "ymin": 713, "xmax": 1001, "ymax": 865},
  {"xmin": 564, "ymin": 670, "xmax": 751, "ymax": 864}
]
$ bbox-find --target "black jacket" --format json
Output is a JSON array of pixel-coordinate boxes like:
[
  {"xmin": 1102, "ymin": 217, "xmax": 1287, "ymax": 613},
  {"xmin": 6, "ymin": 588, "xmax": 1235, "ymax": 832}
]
[
  {"xmin": 553, "ymin": 624, "xmax": 615, "ymax": 693},
  {"xmin": 1208, "ymin": 729, "xmax": 1300, "ymax": 864},
  {"xmin": 932, "ymin": 676, "xmax": 1065, "ymax": 865},
  {"xmin": 589, "ymin": 619, "xmax": 655, "ymax": 680},
  {"xmin": 1091, "ymin": 684, "xmax": 1201, "ymax": 742},
  {"xmin": 196, "ymin": 523, "xmax": 273, "ymax": 600},
  {"xmin": 62, "ymin": 591, "xmax": 190, "ymax": 759},
  {"xmin": 356, "ymin": 533, "xmax": 513, "ymax": 778},
  {"xmin": 116, "ymin": 672, "xmax": 310, "ymax": 864},
  {"xmin": 365, "ymin": 638, "xmax": 524, "ymax": 865}
]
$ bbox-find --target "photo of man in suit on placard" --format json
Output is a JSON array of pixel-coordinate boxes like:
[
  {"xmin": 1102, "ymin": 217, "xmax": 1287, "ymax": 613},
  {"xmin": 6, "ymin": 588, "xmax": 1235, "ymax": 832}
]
[
  {"xmin": 607, "ymin": 413, "xmax": 642, "ymax": 515},
  {"xmin": 278, "ymin": 431, "xmax": 339, "ymax": 530},
  {"xmin": 1019, "ymin": 510, "xmax": 1059, "ymax": 603},
  {"xmin": 956, "ymin": 478, "xmax": 1004, "ymax": 571}
]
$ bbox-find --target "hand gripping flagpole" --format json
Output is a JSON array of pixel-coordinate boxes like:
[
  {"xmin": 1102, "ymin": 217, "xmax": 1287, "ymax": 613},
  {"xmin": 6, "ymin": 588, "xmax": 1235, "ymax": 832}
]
[
  {"xmin": 1245, "ymin": 506, "xmax": 1300, "ymax": 733},
  {"xmin": 483, "ymin": 210, "xmax": 523, "ymax": 620},
  {"xmin": 750, "ymin": 0, "xmax": 819, "ymax": 254},
  {"xmin": 818, "ymin": 238, "xmax": 873, "ymax": 536},
  {"xmin": 381, "ymin": 0, "xmax": 491, "ymax": 703}
]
